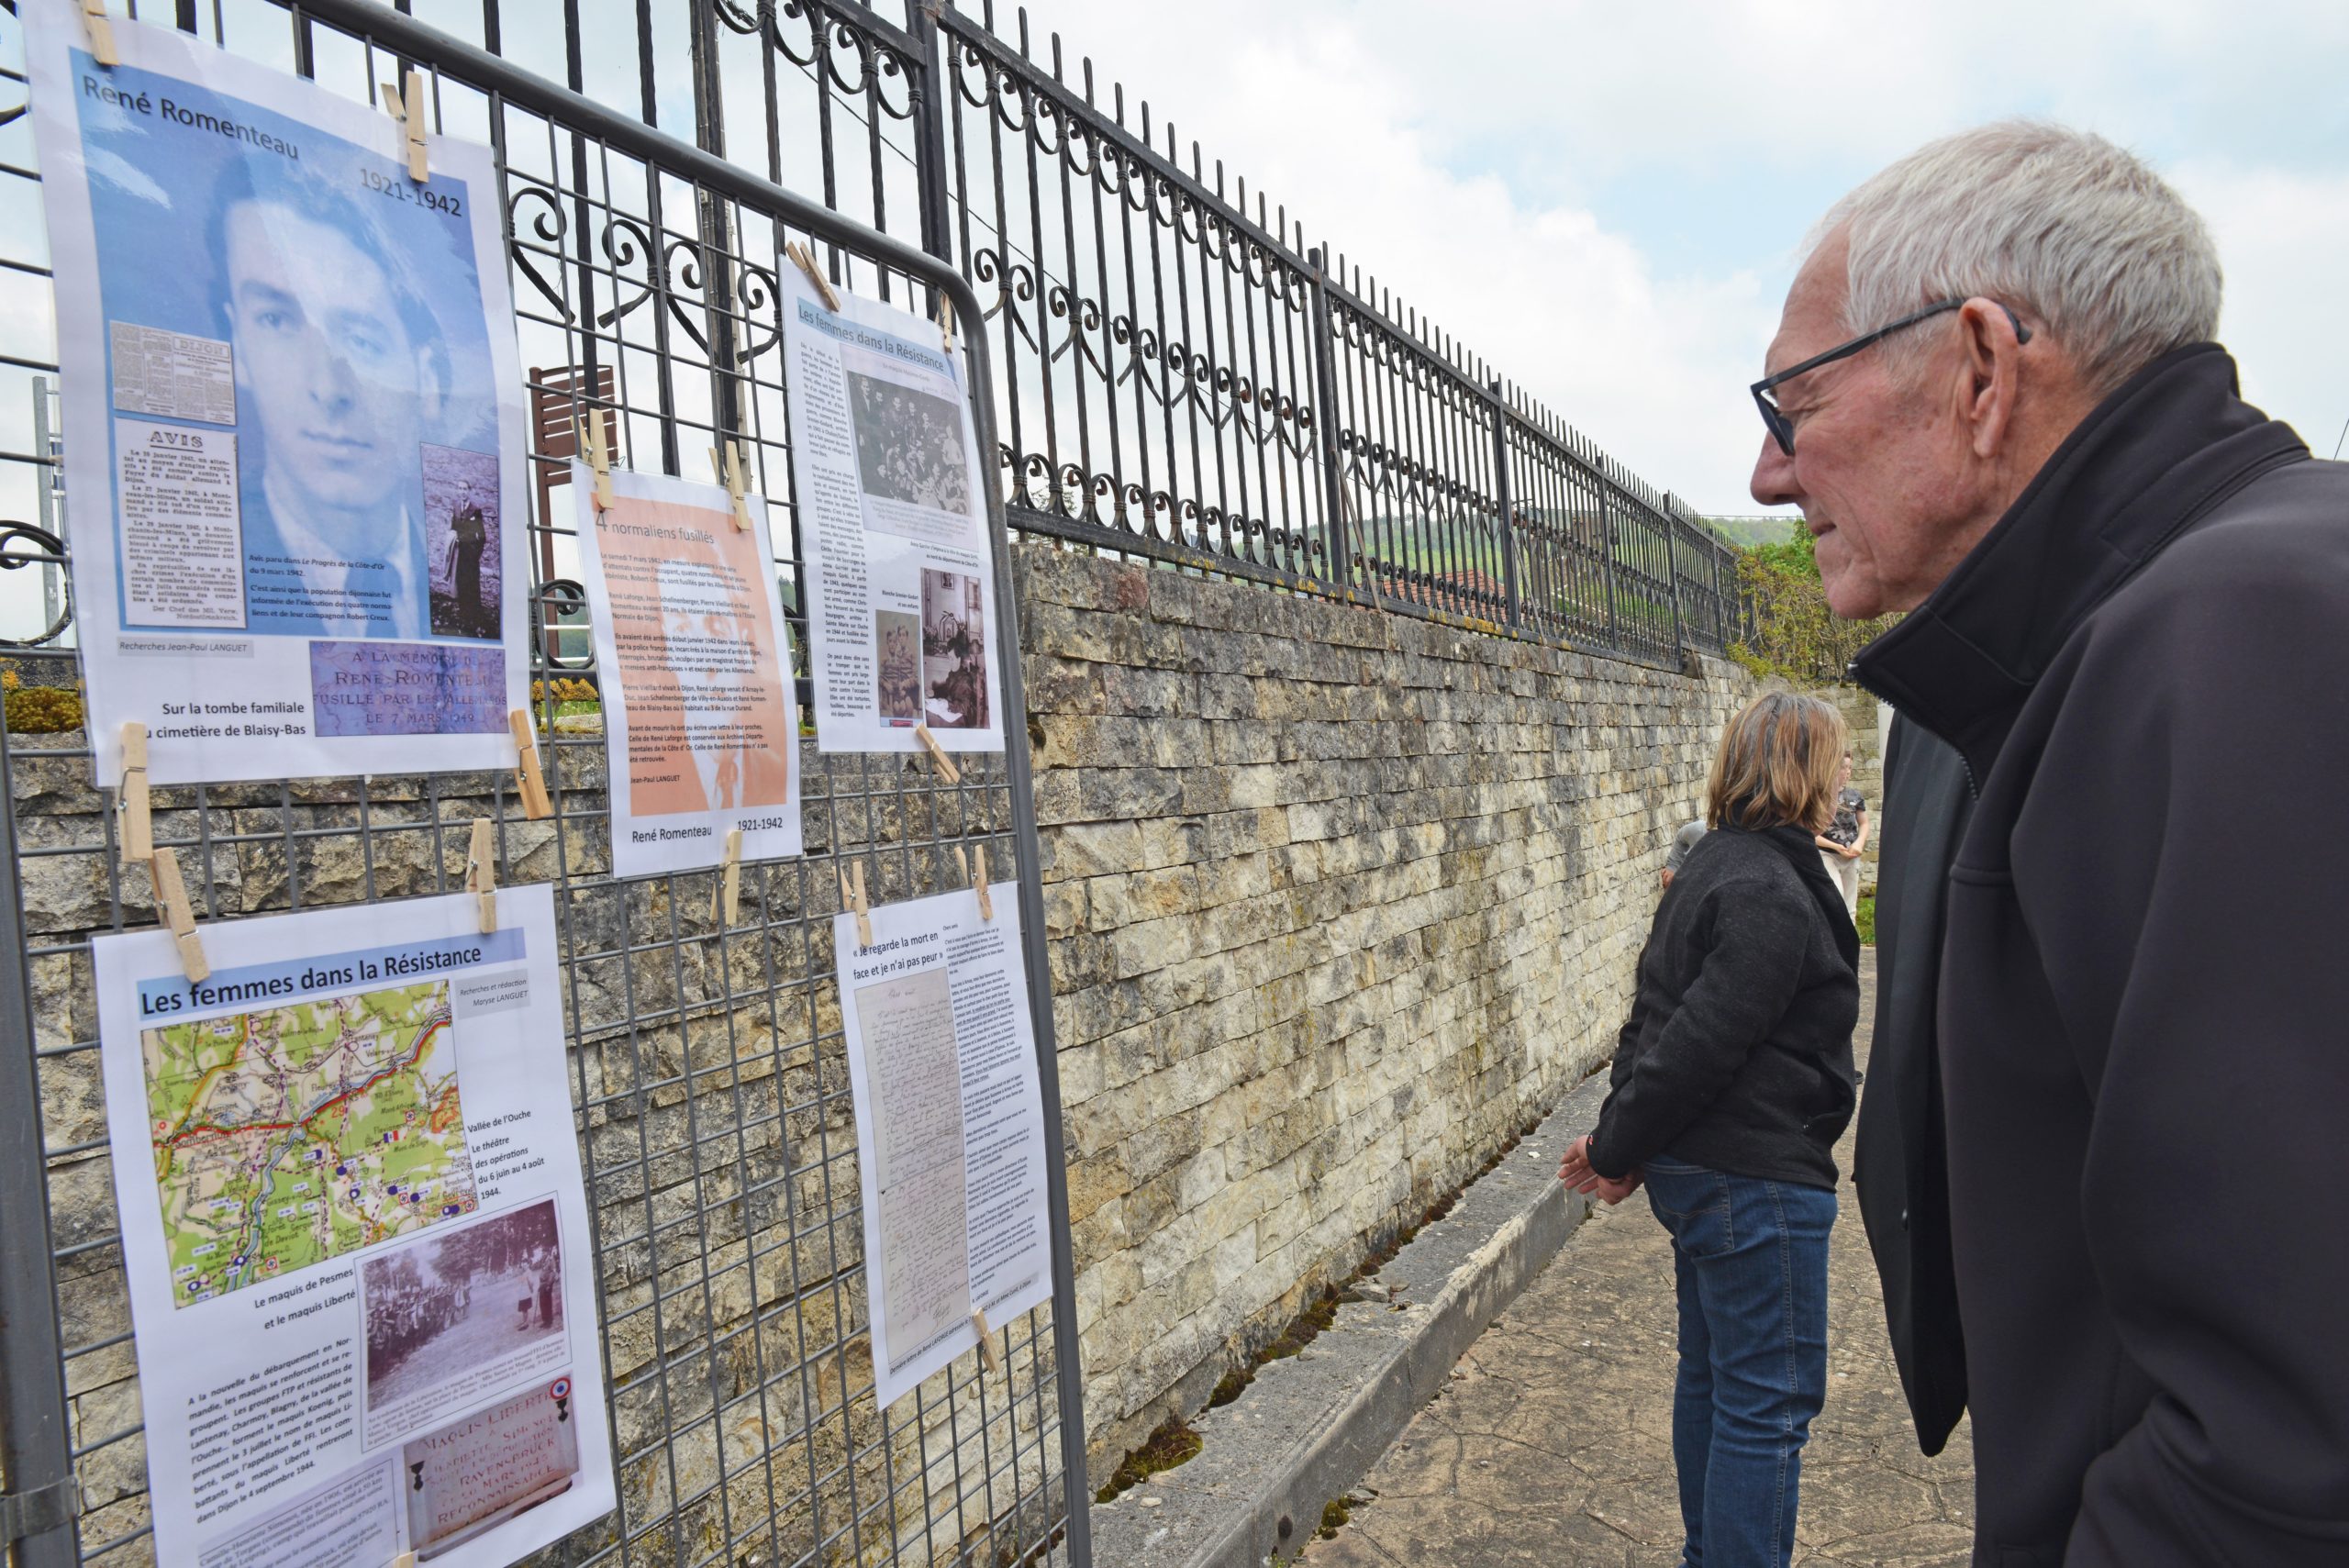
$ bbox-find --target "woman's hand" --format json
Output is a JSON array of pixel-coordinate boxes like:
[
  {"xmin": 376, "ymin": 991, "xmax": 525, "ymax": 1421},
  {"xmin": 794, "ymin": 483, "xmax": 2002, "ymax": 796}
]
[
  {"xmin": 1841, "ymin": 842, "xmax": 1865, "ymax": 859},
  {"xmin": 1558, "ymin": 1137, "xmax": 1643, "ymax": 1206}
]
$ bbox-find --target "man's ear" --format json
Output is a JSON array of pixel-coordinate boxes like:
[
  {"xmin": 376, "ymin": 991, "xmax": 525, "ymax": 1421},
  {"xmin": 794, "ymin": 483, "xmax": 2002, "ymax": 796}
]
[{"xmin": 1956, "ymin": 298, "xmax": 2026, "ymax": 461}]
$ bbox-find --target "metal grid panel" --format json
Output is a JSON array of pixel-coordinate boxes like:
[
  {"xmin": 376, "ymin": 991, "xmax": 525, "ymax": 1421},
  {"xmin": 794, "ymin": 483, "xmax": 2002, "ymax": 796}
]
[{"xmin": 0, "ymin": 2, "xmax": 1088, "ymax": 1564}]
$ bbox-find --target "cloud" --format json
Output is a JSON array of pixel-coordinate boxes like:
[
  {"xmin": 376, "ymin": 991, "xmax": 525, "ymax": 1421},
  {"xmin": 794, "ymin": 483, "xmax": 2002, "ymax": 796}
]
[
  {"xmin": 2174, "ymin": 162, "xmax": 2349, "ymax": 459},
  {"xmin": 1000, "ymin": 0, "xmax": 2348, "ymax": 512}
]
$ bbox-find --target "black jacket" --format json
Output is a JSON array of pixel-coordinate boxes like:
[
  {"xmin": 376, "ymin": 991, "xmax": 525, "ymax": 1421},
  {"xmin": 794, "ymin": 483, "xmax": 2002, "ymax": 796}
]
[
  {"xmin": 1852, "ymin": 714, "xmax": 1972, "ymax": 1455},
  {"xmin": 1852, "ymin": 343, "xmax": 2349, "ymax": 1565},
  {"xmin": 1587, "ymin": 824, "xmax": 1859, "ymax": 1189}
]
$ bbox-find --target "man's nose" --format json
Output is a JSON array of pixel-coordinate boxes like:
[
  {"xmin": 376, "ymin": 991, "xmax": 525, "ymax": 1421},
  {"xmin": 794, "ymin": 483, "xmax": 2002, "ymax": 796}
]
[
  {"xmin": 1750, "ymin": 433, "xmax": 1800, "ymax": 508},
  {"xmin": 304, "ymin": 329, "xmax": 362, "ymax": 406}
]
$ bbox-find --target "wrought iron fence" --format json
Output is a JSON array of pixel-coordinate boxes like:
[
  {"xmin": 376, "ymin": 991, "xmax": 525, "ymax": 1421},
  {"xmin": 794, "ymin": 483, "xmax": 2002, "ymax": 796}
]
[
  {"xmin": 0, "ymin": 0, "xmax": 1746, "ymax": 671},
  {"xmin": 927, "ymin": 0, "xmax": 1749, "ymax": 665}
]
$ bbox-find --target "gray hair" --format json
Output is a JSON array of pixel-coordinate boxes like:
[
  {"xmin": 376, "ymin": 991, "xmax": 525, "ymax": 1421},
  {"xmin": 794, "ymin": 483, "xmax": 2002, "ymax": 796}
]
[{"xmin": 1810, "ymin": 120, "xmax": 2221, "ymax": 397}]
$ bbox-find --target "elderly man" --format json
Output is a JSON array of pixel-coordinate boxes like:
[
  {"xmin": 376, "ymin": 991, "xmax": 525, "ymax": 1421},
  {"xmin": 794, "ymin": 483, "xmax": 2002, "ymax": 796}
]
[{"xmin": 1751, "ymin": 121, "xmax": 2349, "ymax": 1564}]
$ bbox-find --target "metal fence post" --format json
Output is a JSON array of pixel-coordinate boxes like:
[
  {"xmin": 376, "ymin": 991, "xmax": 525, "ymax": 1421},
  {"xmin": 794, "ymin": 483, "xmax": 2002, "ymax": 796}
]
[
  {"xmin": 906, "ymin": 0, "xmax": 957, "ymax": 270},
  {"xmin": 1594, "ymin": 475, "xmax": 1623, "ymax": 650},
  {"xmin": 0, "ymin": 724, "xmax": 78, "ymax": 1568},
  {"xmin": 1487, "ymin": 381, "xmax": 1520, "ymax": 630},
  {"xmin": 1305, "ymin": 247, "xmax": 1352, "ymax": 595},
  {"xmin": 1664, "ymin": 507, "xmax": 1688, "ymax": 662}
]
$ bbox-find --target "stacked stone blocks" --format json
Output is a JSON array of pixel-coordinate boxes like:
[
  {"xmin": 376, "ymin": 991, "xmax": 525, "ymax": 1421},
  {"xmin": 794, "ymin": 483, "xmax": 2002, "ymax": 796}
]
[{"xmin": 1012, "ymin": 545, "xmax": 1752, "ymax": 1467}]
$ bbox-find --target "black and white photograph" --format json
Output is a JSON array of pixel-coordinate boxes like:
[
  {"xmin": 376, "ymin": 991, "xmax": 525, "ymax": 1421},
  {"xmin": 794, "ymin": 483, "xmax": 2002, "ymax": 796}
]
[
  {"xmin": 362, "ymin": 1196, "xmax": 565, "ymax": 1414},
  {"xmin": 874, "ymin": 609, "xmax": 922, "ymax": 724},
  {"xmin": 425, "ymin": 444, "xmax": 502, "ymax": 640},
  {"xmin": 918, "ymin": 570, "xmax": 989, "ymax": 731},
  {"xmin": 845, "ymin": 371, "xmax": 971, "ymax": 515}
]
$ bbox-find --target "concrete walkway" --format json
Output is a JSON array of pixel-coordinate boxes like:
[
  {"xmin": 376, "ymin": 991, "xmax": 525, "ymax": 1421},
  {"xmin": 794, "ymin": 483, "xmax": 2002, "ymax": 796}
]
[{"xmin": 1300, "ymin": 954, "xmax": 1977, "ymax": 1567}]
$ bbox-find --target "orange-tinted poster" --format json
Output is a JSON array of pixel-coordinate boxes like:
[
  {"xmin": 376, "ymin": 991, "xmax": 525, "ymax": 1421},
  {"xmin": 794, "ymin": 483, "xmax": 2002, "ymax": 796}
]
[{"xmin": 573, "ymin": 465, "xmax": 804, "ymax": 877}]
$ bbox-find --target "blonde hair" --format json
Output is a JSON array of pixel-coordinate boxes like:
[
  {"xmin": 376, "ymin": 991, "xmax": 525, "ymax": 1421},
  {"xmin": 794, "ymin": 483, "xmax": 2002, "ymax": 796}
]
[{"xmin": 1707, "ymin": 694, "xmax": 1848, "ymax": 835}]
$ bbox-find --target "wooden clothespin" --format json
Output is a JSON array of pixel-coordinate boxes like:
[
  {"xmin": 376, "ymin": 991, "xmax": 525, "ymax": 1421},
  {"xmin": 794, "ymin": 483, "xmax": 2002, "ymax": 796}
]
[
  {"xmin": 463, "ymin": 818, "xmax": 497, "ymax": 935},
  {"xmin": 150, "ymin": 848, "xmax": 209, "ymax": 984},
  {"xmin": 969, "ymin": 1308, "xmax": 1000, "ymax": 1374},
  {"xmin": 718, "ymin": 828, "xmax": 743, "ymax": 926},
  {"xmin": 934, "ymin": 292, "xmax": 956, "ymax": 355},
  {"xmin": 912, "ymin": 725, "xmax": 962, "ymax": 785},
  {"xmin": 708, "ymin": 442, "xmax": 753, "ymax": 533},
  {"xmin": 507, "ymin": 709, "xmax": 552, "ymax": 820},
  {"xmin": 80, "ymin": 0, "xmax": 118, "ymax": 67},
  {"xmin": 785, "ymin": 239, "xmax": 843, "ymax": 314},
  {"xmin": 118, "ymin": 722, "xmax": 153, "ymax": 866},
  {"xmin": 380, "ymin": 69, "xmax": 429, "ymax": 184},
  {"xmin": 955, "ymin": 844, "xmax": 994, "ymax": 922},
  {"xmin": 576, "ymin": 414, "xmax": 615, "ymax": 513},
  {"xmin": 838, "ymin": 861, "xmax": 872, "ymax": 950},
  {"xmin": 390, "ymin": 1552, "xmax": 417, "ymax": 1568}
]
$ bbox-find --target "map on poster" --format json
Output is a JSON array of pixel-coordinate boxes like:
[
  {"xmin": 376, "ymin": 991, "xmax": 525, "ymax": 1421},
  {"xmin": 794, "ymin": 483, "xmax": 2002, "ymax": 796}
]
[
  {"xmin": 93, "ymin": 890, "xmax": 615, "ymax": 1568},
  {"xmin": 17, "ymin": 0, "xmax": 530, "ymax": 785},
  {"xmin": 146, "ymin": 981, "xmax": 478, "ymax": 1307}
]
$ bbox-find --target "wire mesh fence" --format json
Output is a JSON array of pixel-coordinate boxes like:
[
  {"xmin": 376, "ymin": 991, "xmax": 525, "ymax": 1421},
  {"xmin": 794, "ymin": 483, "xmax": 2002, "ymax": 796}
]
[{"xmin": 0, "ymin": 2, "xmax": 1088, "ymax": 1565}]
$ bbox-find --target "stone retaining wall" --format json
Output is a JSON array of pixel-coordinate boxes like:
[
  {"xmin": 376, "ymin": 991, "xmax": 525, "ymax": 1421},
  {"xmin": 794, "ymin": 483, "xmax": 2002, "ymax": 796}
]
[{"xmin": 1011, "ymin": 546, "xmax": 1753, "ymax": 1465}]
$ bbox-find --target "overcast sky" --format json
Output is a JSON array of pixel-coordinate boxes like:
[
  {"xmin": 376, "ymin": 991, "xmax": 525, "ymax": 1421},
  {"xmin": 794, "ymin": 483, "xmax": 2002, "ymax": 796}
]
[{"xmin": 995, "ymin": 0, "xmax": 2349, "ymax": 517}]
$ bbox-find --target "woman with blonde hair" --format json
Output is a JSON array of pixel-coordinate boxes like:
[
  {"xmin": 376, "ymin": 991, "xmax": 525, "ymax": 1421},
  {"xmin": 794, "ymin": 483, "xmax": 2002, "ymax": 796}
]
[{"xmin": 1559, "ymin": 691, "xmax": 1860, "ymax": 1568}]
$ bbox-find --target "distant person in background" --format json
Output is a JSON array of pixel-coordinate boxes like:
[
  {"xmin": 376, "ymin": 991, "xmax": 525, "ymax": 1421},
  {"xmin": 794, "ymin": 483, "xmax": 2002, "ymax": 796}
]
[
  {"xmin": 1815, "ymin": 753, "xmax": 1867, "ymax": 915},
  {"xmin": 1662, "ymin": 818, "xmax": 1707, "ymax": 890},
  {"xmin": 1561, "ymin": 692, "xmax": 1859, "ymax": 1568}
]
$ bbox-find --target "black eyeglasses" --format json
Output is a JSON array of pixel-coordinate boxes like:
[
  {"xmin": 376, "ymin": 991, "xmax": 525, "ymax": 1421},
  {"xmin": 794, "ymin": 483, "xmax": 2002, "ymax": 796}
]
[{"xmin": 1751, "ymin": 297, "xmax": 2032, "ymax": 456}]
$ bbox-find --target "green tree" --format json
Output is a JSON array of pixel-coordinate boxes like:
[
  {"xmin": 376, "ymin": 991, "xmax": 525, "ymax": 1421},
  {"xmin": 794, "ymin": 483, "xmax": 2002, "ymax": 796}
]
[{"xmin": 1730, "ymin": 530, "xmax": 1897, "ymax": 684}]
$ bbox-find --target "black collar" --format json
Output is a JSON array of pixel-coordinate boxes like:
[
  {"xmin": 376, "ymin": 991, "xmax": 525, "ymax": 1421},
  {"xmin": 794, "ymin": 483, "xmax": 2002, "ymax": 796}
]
[{"xmin": 1850, "ymin": 343, "xmax": 2305, "ymax": 788}]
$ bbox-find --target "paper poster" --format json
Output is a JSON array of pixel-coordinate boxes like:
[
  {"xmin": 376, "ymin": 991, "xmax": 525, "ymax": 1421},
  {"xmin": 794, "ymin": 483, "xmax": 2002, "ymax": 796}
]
[
  {"xmin": 570, "ymin": 464, "xmax": 804, "ymax": 877},
  {"xmin": 778, "ymin": 267, "xmax": 1005, "ymax": 754},
  {"xmin": 835, "ymin": 884, "xmax": 1052, "ymax": 1407},
  {"xmin": 91, "ymin": 887, "xmax": 616, "ymax": 1568},
  {"xmin": 21, "ymin": 0, "xmax": 530, "ymax": 785}
]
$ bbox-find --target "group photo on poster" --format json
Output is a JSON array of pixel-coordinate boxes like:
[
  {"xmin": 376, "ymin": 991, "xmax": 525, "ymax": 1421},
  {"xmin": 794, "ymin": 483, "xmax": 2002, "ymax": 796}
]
[
  {"xmin": 780, "ymin": 266, "xmax": 1006, "ymax": 755},
  {"xmin": 572, "ymin": 463, "xmax": 805, "ymax": 879},
  {"xmin": 20, "ymin": 0, "xmax": 530, "ymax": 786},
  {"xmin": 89, "ymin": 889, "xmax": 616, "ymax": 1568}
]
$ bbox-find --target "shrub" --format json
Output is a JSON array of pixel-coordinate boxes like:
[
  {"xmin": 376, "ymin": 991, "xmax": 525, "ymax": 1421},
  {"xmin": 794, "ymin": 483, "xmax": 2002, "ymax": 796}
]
[
  {"xmin": 1731, "ymin": 531, "xmax": 1898, "ymax": 686},
  {"xmin": 529, "ymin": 676, "xmax": 599, "ymax": 705}
]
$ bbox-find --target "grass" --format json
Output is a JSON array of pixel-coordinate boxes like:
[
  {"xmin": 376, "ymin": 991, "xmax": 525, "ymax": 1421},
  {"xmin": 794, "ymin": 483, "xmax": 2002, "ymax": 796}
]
[{"xmin": 1855, "ymin": 893, "xmax": 1876, "ymax": 946}]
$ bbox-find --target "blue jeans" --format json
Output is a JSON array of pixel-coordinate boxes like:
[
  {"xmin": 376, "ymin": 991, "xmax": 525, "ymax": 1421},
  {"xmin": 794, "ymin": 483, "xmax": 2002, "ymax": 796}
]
[{"xmin": 1643, "ymin": 1158, "xmax": 1836, "ymax": 1568}]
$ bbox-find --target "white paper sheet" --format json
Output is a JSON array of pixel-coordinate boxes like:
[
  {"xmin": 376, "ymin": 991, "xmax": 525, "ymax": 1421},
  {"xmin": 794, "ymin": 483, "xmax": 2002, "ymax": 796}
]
[
  {"xmin": 22, "ymin": 0, "xmax": 530, "ymax": 785},
  {"xmin": 571, "ymin": 463, "xmax": 805, "ymax": 877},
  {"xmin": 91, "ymin": 887, "xmax": 616, "ymax": 1568},
  {"xmin": 778, "ymin": 267, "xmax": 1005, "ymax": 754},
  {"xmin": 835, "ymin": 884, "xmax": 1052, "ymax": 1407}
]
